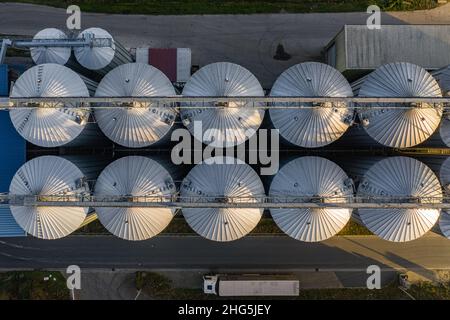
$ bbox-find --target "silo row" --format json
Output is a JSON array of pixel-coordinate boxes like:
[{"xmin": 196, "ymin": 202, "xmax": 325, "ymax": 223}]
[
  {"xmin": 7, "ymin": 154, "xmax": 450, "ymax": 243},
  {"xmin": 9, "ymin": 59, "xmax": 450, "ymax": 149}
]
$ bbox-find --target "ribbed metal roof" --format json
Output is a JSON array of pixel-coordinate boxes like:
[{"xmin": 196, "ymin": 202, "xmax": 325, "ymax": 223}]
[
  {"xmin": 438, "ymin": 156, "xmax": 450, "ymax": 238},
  {"xmin": 357, "ymin": 156, "xmax": 442, "ymax": 242},
  {"xmin": 73, "ymin": 27, "xmax": 116, "ymax": 70},
  {"xmin": 438, "ymin": 211, "xmax": 450, "ymax": 239},
  {"xmin": 181, "ymin": 157, "xmax": 265, "ymax": 241},
  {"xmin": 9, "ymin": 156, "xmax": 89, "ymax": 239},
  {"xmin": 94, "ymin": 63, "xmax": 177, "ymax": 148},
  {"xmin": 270, "ymin": 62, "xmax": 354, "ymax": 148},
  {"xmin": 94, "ymin": 156, "xmax": 177, "ymax": 241},
  {"xmin": 358, "ymin": 62, "xmax": 442, "ymax": 148},
  {"xmin": 433, "ymin": 65, "xmax": 450, "ymax": 96},
  {"xmin": 30, "ymin": 28, "xmax": 71, "ymax": 65},
  {"xmin": 10, "ymin": 63, "xmax": 91, "ymax": 147},
  {"xmin": 269, "ymin": 156, "xmax": 352, "ymax": 242},
  {"xmin": 181, "ymin": 62, "xmax": 265, "ymax": 148}
]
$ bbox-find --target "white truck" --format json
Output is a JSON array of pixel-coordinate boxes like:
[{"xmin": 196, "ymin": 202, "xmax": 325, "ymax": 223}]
[{"xmin": 203, "ymin": 275, "xmax": 300, "ymax": 297}]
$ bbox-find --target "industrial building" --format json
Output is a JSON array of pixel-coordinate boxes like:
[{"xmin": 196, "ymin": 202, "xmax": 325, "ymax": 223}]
[
  {"xmin": 0, "ymin": 26, "xmax": 450, "ymax": 244},
  {"xmin": 325, "ymin": 25, "xmax": 450, "ymax": 79}
]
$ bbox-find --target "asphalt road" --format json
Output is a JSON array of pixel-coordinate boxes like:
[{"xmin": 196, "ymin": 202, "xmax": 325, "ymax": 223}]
[
  {"xmin": 1, "ymin": 234, "xmax": 450, "ymax": 276},
  {"xmin": 1, "ymin": 3, "xmax": 449, "ymax": 87}
]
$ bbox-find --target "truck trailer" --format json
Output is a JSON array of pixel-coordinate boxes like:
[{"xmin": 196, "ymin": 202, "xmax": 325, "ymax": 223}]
[{"xmin": 203, "ymin": 275, "xmax": 300, "ymax": 297}]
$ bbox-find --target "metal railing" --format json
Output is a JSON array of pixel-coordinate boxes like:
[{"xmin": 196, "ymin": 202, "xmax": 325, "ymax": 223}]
[
  {"xmin": 1, "ymin": 194, "xmax": 449, "ymax": 209},
  {"xmin": 0, "ymin": 96, "xmax": 449, "ymax": 110}
]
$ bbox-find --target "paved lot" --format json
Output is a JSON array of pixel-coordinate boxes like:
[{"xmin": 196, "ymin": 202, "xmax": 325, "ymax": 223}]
[
  {"xmin": 0, "ymin": 234, "xmax": 449, "ymax": 279},
  {"xmin": 1, "ymin": 3, "xmax": 449, "ymax": 87}
]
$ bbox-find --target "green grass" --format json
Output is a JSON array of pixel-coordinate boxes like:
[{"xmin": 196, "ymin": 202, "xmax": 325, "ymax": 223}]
[
  {"xmin": 75, "ymin": 217, "xmax": 372, "ymax": 235},
  {"xmin": 0, "ymin": 0, "xmax": 440, "ymax": 15},
  {"xmin": 0, "ymin": 271, "xmax": 70, "ymax": 300},
  {"xmin": 136, "ymin": 271, "xmax": 450, "ymax": 300}
]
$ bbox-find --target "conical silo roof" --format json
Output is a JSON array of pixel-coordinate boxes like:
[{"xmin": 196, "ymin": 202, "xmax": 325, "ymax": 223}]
[
  {"xmin": 435, "ymin": 157, "xmax": 450, "ymax": 238},
  {"xmin": 357, "ymin": 156, "xmax": 442, "ymax": 242},
  {"xmin": 94, "ymin": 156, "xmax": 177, "ymax": 241},
  {"xmin": 269, "ymin": 156, "xmax": 353, "ymax": 242},
  {"xmin": 181, "ymin": 62, "xmax": 265, "ymax": 148},
  {"xmin": 30, "ymin": 28, "xmax": 71, "ymax": 65},
  {"xmin": 357, "ymin": 62, "xmax": 442, "ymax": 148},
  {"xmin": 9, "ymin": 156, "xmax": 89, "ymax": 239},
  {"xmin": 94, "ymin": 63, "xmax": 177, "ymax": 148},
  {"xmin": 181, "ymin": 157, "xmax": 265, "ymax": 241},
  {"xmin": 73, "ymin": 27, "xmax": 116, "ymax": 70},
  {"xmin": 433, "ymin": 65, "xmax": 450, "ymax": 96},
  {"xmin": 10, "ymin": 63, "xmax": 91, "ymax": 147},
  {"xmin": 269, "ymin": 62, "xmax": 354, "ymax": 148}
]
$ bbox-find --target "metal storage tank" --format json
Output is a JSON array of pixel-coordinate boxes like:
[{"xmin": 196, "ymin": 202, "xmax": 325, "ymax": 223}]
[
  {"xmin": 432, "ymin": 65, "xmax": 450, "ymax": 97},
  {"xmin": 8, "ymin": 156, "xmax": 94, "ymax": 239},
  {"xmin": 418, "ymin": 156, "xmax": 450, "ymax": 239},
  {"xmin": 431, "ymin": 66, "xmax": 450, "ymax": 147},
  {"xmin": 9, "ymin": 63, "xmax": 102, "ymax": 147},
  {"xmin": 352, "ymin": 156, "xmax": 442, "ymax": 242},
  {"xmin": 73, "ymin": 27, "xmax": 132, "ymax": 76},
  {"xmin": 269, "ymin": 62, "xmax": 354, "ymax": 148},
  {"xmin": 94, "ymin": 63, "xmax": 177, "ymax": 148},
  {"xmin": 30, "ymin": 28, "xmax": 72, "ymax": 65},
  {"xmin": 94, "ymin": 156, "xmax": 179, "ymax": 241},
  {"xmin": 181, "ymin": 62, "xmax": 265, "ymax": 148},
  {"xmin": 269, "ymin": 156, "xmax": 353, "ymax": 242},
  {"xmin": 356, "ymin": 62, "xmax": 442, "ymax": 148},
  {"xmin": 180, "ymin": 156, "xmax": 265, "ymax": 241}
]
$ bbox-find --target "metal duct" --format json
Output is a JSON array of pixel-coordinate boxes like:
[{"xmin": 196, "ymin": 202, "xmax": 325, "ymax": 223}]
[
  {"xmin": 181, "ymin": 62, "xmax": 265, "ymax": 148},
  {"xmin": 30, "ymin": 28, "xmax": 72, "ymax": 65},
  {"xmin": 180, "ymin": 156, "xmax": 265, "ymax": 241},
  {"xmin": 354, "ymin": 156, "xmax": 442, "ymax": 242},
  {"xmin": 94, "ymin": 63, "xmax": 177, "ymax": 148},
  {"xmin": 269, "ymin": 62, "xmax": 354, "ymax": 148},
  {"xmin": 9, "ymin": 63, "xmax": 103, "ymax": 147},
  {"xmin": 357, "ymin": 62, "xmax": 442, "ymax": 148},
  {"xmin": 269, "ymin": 156, "xmax": 353, "ymax": 242},
  {"xmin": 94, "ymin": 156, "xmax": 179, "ymax": 241},
  {"xmin": 73, "ymin": 28, "xmax": 132, "ymax": 76},
  {"xmin": 8, "ymin": 156, "xmax": 91, "ymax": 239}
]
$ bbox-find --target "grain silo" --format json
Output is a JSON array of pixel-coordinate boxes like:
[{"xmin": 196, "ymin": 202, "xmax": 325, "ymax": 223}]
[
  {"xmin": 73, "ymin": 27, "xmax": 132, "ymax": 77},
  {"xmin": 431, "ymin": 66, "xmax": 450, "ymax": 147},
  {"xmin": 180, "ymin": 156, "xmax": 265, "ymax": 241},
  {"xmin": 8, "ymin": 155, "xmax": 100, "ymax": 239},
  {"xmin": 269, "ymin": 62, "xmax": 354, "ymax": 148},
  {"xmin": 181, "ymin": 62, "xmax": 265, "ymax": 148},
  {"xmin": 94, "ymin": 63, "xmax": 177, "ymax": 148},
  {"xmin": 354, "ymin": 62, "xmax": 442, "ymax": 148},
  {"xmin": 9, "ymin": 63, "xmax": 102, "ymax": 147},
  {"xmin": 269, "ymin": 156, "xmax": 353, "ymax": 242},
  {"xmin": 350, "ymin": 156, "xmax": 442, "ymax": 242},
  {"xmin": 94, "ymin": 156, "xmax": 179, "ymax": 241},
  {"xmin": 432, "ymin": 65, "xmax": 450, "ymax": 97},
  {"xmin": 416, "ymin": 156, "xmax": 450, "ymax": 239},
  {"xmin": 30, "ymin": 28, "xmax": 72, "ymax": 65}
]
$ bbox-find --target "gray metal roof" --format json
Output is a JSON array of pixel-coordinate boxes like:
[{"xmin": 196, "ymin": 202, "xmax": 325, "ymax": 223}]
[
  {"xmin": 269, "ymin": 156, "xmax": 352, "ymax": 242},
  {"xmin": 94, "ymin": 156, "xmax": 177, "ymax": 241},
  {"xmin": 269, "ymin": 62, "xmax": 354, "ymax": 148},
  {"xmin": 30, "ymin": 28, "xmax": 71, "ymax": 65},
  {"xmin": 9, "ymin": 63, "xmax": 91, "ymax": 147},
  {"xmin": 357, "ymin": 156, "xmax": 442, "ymax": 242},
  {"xmin": 357, "ymin": 62, "xmax": 443, "ymax": 148},
  {"xmin": 181, "ymin": 62, "xmax": 265, "ymax": 148},
  {"xmin": 94, "ymin": 63, "xmax": 177, "ymax": 148},
  {"xmin": 9, "ymin": 156, "xmax": 89, "ymax": 239},
  {"xmin": 180, "ymin": 156, "xmax": 265, "ymax": 242},
  {"xmin": 329, "ymin": 25, "xmax": 450, "ymax": 72}
]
